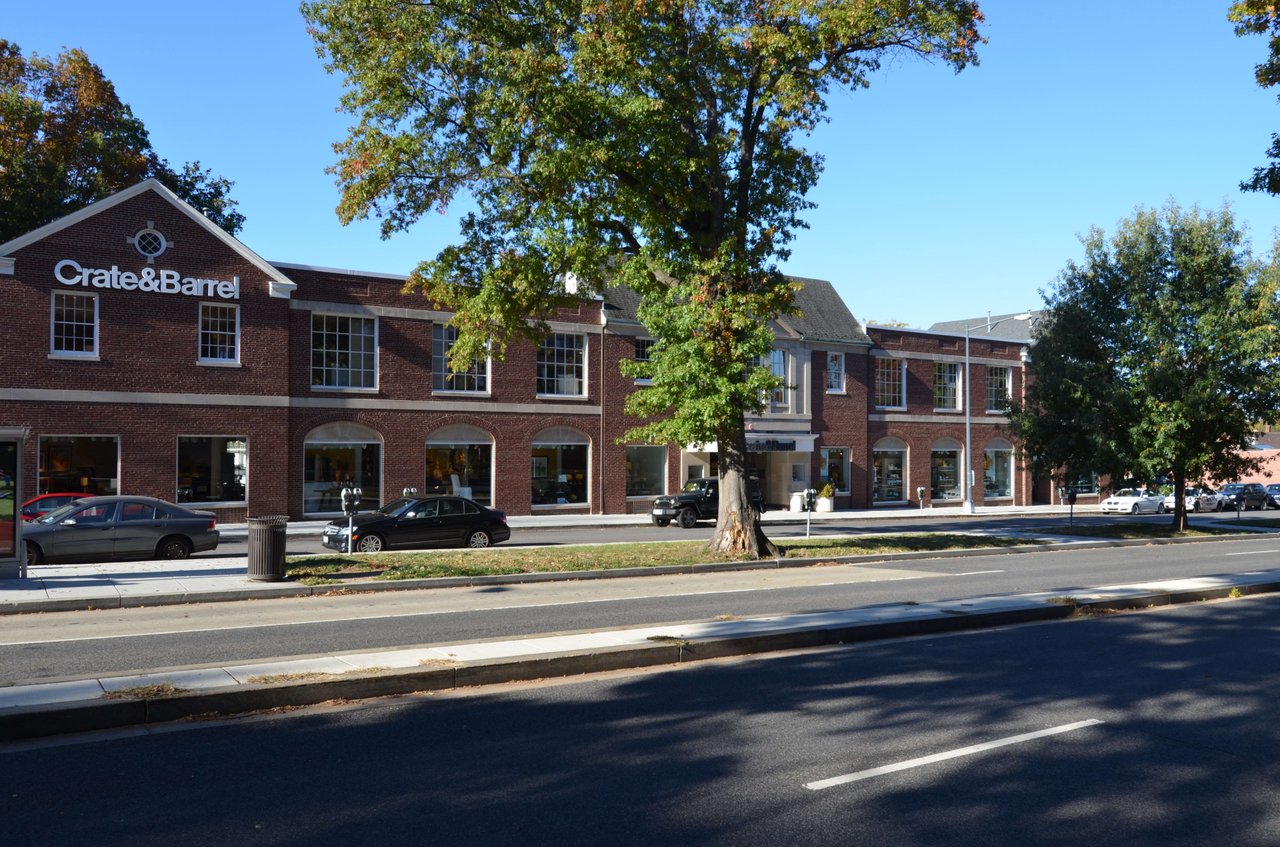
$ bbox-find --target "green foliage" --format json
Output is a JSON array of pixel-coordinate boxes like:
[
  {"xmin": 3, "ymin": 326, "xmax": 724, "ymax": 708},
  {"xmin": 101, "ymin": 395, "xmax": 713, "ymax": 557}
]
[
  {"xmin": 1231, "ymin": 2, "xmax": 1280, "ymax": 193},
  {"xmin": 0, "ymin": 40, "xmax": 243, "ymax": 241},
  {"xmin": 303, "ymin": 0, "xmax": 984, "ymax": 554},
  {"xmin": 1010, "ymin": 203, "xmax": 1280, "ymax": 508},
  {"xmin": 818, "ymin": 482, "xmax": 835, "ymax": 498}
]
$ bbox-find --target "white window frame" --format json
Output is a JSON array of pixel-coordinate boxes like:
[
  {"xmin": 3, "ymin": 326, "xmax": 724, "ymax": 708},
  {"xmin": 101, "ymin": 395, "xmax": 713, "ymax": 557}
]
[
  {"xmin": 933, "ymin": 362, "xmax": 961, "ymax": 411},
  {"xmin": 874, "ymin": 357, "xmax": 905, "ymax": 409},
  {"xmin": 432, "ymin": 324, "xmax": 490, "ymax": 394},
  {"xmin": 633, "ymin": 337, "xmax": 655, "ymax": 385},
  {"xmin": 825, "ymin": 352, "xmax": 846, "ymax": 394},
  {"xmin": 50, "ymin": 291, "xmax": 99, "ymax": 359},
  {"xmin": 770, "ymin": 348, "xmax": 790, "ymax": 410},
  {"xmin": 311, "ymin": 312, "xmax": 378, "ymax": 391},
  {"xmin": 536, "ymin": 333, "xmax": 587, "ymax": 398},
  {"xmin": 986, "ymin": 365, "xmax": 1011, "ymax": 413},
  {"xmin": 197, "ymin": 302, "xmax": 240, "ymax": 366},
  {"xmin": 983, "ymin": 447, "xmax": 1014, "ymax": 499}
]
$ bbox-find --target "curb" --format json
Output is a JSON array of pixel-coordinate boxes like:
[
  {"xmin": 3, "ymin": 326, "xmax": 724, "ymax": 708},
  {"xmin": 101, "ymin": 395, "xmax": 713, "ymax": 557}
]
[{"xmin": 4, "ymin": 566, "xmax": 1279, "ymax": 742}]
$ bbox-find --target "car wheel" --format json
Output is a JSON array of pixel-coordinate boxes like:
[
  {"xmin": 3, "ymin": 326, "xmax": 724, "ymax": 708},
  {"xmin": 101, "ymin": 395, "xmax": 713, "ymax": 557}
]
[
  {"xmin": 157, "ymin": 536, "xmax": 192, "ymax": 560},
  {"xmin": 24, "ymin": 541, "xmax": 41, "ymax": 567},
  {"xmin": 677, "ymin": 508, "xmax": 698, "ymax": 529},
  {"xmin": 1130, "ymin": 504, "xmax": 1139, "ymax": 515},
  {"xmin": 1157, "ymin": 503, "xmax": 1165, "ymax": 514},
  {"xmin": 652, "ymin": 518, "xmax": 671, "ymax": 527},
  {"xmin": 355, "ymin": 534, "xmax": 385, "ymax": 553},
  {"xmin": 465, "ymin": 529, "xmax": 492, "ymax": 548}
]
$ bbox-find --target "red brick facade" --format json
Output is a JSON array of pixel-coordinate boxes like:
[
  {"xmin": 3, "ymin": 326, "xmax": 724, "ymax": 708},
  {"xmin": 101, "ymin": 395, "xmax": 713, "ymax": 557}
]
[{"xmin": 0, "ymin": 181, "xmax": 1032, "ymax": 520}]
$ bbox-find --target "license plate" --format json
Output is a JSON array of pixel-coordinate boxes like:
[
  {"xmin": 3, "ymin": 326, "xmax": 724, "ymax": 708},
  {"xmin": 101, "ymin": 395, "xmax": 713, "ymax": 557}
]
[{"xmin": 652, "ymin": 508, "xmax": 676, "ymax": 517}]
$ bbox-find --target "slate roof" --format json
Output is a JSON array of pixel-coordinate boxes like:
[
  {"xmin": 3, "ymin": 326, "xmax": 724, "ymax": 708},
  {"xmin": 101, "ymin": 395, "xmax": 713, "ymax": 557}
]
[
  {"xmin": 603, "ymin": 275, "xmax": 871, "ymax": 345},
  {"xmin": 927, "ymin": 311, "xmax": 1043, "ymax": 343}
]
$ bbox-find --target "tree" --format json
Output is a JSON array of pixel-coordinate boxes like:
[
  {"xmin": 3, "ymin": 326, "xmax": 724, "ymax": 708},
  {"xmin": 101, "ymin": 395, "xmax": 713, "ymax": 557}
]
[
  {"xmin": 1009, "ymin": 203, "xmax": 1280, "ymax": 530},
  {"xmin": 0, "ymin": 40, "xmax": 243, "ymax": 241},
  {"xmin": 304, "ymin": 0, "xmax": 984, "ymax": 558},
  {"xmin": 1230, "ymin": 1, "xmax": 1280, "ymax": 194}
]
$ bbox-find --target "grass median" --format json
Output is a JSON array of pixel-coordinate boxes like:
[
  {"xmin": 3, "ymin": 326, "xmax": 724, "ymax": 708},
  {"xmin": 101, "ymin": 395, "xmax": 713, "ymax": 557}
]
[{"xmin": 285, "ymin": 533, "xmax": 1042, "ymax": 584}]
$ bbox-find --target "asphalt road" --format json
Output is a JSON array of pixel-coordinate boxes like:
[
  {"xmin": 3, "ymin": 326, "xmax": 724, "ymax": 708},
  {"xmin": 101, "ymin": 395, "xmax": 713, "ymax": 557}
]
[
  {"xmin": 4, "ymin": 595, "xmax": 1279, "ymax": 846},
  {"xmin": 4, "ymin": 531, "xmax": 1279, "ymax": 684}
]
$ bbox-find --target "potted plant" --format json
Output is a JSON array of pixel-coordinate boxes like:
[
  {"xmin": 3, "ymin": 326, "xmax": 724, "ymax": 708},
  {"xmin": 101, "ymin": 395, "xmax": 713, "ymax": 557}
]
[{"xmin": 816, "ymin": 482, "xmax": 835, "ymax": 512}]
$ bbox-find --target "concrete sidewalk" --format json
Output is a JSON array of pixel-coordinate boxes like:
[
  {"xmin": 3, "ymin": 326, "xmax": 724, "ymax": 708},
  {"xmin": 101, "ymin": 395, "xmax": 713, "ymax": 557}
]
[{"xmin": 3, "ymin": 565, "xmax": 1278, "ymax": 742}]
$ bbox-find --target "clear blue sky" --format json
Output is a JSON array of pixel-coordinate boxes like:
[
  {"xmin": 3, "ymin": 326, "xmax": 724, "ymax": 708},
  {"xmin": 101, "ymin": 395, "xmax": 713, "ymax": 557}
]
[{"xmin": 9, "ymin": 1, "xmax": 1280, "ymax": 328}]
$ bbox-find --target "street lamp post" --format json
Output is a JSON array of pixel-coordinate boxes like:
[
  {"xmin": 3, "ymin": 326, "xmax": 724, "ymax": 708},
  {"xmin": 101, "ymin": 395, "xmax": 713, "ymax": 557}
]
[{"xmin": 963, "ymin": 313, "xmax": 1032, "ymax": 515}]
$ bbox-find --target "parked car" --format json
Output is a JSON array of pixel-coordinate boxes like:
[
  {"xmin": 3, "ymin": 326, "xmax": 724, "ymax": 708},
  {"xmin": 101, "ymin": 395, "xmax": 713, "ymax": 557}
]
[
  {"xmin": 1100, "ymin": 488, "xmax": 1165, "ymax": 515},
  {"xmin": 321, "ymin": 495, "xmax": 510, "ymax": 552},
  {"xmin": 23, "ymin": 496, "xmax": 219, "ymax": 566},
  {"xmin": 651, "ymin": 476, "xmax": 765, "ymax": 528},
  {"xmin": 1219, "ymin": 482, "xmax": 1270, "ymax": 511},
  {"xmin": 1162, "ymin": 486, "xmax": 1225, "ymax": 513},
  {"xmin": 20, "ymin": 492, "xmax": 86, "ymax": 521},
  {"xmin": 1267, "ymin": 483, "xmax": 1280, "ymax": 509}
]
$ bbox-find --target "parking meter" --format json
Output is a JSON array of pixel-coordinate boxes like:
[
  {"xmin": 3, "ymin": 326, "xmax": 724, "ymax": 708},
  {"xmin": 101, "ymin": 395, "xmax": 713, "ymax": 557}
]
[
  {"xmin": 341, "ymin": 487, "xmax": 362, "ymax": 553},
  {"xmin": 916, "ymin": 486, "xmax": 926, "ymax": 510},
  {"xmin": 402, "ymin": 487, "xmax": 418, "ymax": 498},
  {"xmin": 804, "ymin": 488, "xmax": 817, "ymax": 537},
  {"xmin": 1065, "ymin": 487, "xmax": 1078, "ymax": 526}
]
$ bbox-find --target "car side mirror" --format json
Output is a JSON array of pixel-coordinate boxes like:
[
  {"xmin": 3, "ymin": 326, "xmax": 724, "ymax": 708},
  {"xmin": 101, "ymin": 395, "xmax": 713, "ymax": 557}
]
[{"xmin": 61, "ymin": 518, "xmax": 77, "ymax": 526}]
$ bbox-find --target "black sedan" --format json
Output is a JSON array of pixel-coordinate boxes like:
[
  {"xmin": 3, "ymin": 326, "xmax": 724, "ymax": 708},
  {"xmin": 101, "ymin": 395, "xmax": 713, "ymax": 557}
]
[
  {"xmin": 321, "ymin": 496, "xmax": 510, "ymax": 553},
  {"xmin": 23, "ymin": 496, "xmax": 220, "ymax": 566}
]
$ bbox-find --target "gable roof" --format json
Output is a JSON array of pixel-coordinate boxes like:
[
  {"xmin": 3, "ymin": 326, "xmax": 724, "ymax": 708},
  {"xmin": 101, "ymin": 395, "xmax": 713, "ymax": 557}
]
[
  {"xmin": 602, "ymin": 276, "xmax": 870, "ymax": 345},
  {"xmin": 928, "ymin": 311, "xmax": 1042, "ymax": 343},
  {"xmin": 0, "ymin": 179, "xmax": 297, "ymax": 298}
]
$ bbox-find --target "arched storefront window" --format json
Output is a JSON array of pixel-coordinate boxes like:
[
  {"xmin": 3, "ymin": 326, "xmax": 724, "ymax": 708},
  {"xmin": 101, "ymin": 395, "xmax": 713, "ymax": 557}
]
[
  {"xmin": 304, "ymin": 422, "xmax": 383, "ymax": 514},
  {"xmin": 931, "ymin": 438, "xmax": 962, "ymax": 501},
  {"xmin": 426, "ymin": 425, "xmax": 494, "ymax": 505},
  {"xmin": 872, "ymin": 437, "xmax": 907, "ymax": 503},
  {"xmin": 984, "ymin": 438, "xmax": 1014, "ymax": 499},
  {"xmin": 531, "ymin": 427, "xmax": 589, "ymax": 506}
]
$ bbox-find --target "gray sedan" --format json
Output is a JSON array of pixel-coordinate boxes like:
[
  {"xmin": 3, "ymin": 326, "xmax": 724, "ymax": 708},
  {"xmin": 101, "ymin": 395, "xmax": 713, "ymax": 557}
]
[{"xmin": 23, "ymin": 496, "xmax": 220, "ymax": 566}]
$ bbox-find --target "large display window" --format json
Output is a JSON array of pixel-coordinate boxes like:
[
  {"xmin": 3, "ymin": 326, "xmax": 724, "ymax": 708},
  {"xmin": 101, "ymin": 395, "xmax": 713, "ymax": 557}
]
[
  {"xmin": 425, "ymin": 425, "xmax": 493, "ymax": 505},
  {"xmin": 38, "ymin": 436, "xmax": 118, "ymax": 496},
  {"xmin": 531, "ymin": 427, "xmax": 589, "ymax": 506},
  {"xmin": 626, "ymin": 446, "xmax": 665, "ymax": 497},
  {"xmin": 177, "ymin": 436, "xmax": 247, "ymax": 504},
  {"xmin": 872, "ymin": 439, "xmax": 906, "ymax": 503},
  {"xmin": 303, "ymin": 422, "xmax": 382, "ymax": 514},
  {"xmin": 0, "ymin": 439, "xmax": 15, "ymax": 561}
]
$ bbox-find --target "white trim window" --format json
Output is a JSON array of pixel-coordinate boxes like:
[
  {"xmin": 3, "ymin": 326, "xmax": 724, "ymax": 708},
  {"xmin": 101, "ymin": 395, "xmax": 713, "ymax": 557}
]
[
  {"xmin": 51, "ymin": 291, "xmax": 98, "ymax": 358},
  {"xmin": 198, "ymin": 302, "xmax": 240, "ymax": 365},
  {"xmin": 770, "ymin": 349, "xmax": 789, "ymax": 409},
  {"xmin": 536, "ymin": 333, "xmax": 586, "ymax": 397},
  {"xmin": 986, "ymin": 365, "xmax": 1011, "ymax": 412},
  {"xmin": 874, "ymin": 357, "xmax": 904, "ymax": 408},
  {"xmin": 432, "ymin": 324, "xmax": 489, "ymax": 393},
  {"xmin": 634, "ymin": 338, "xmax": 655, "ymax": 384},
  {"xmin": 933, "ymin": 362, "xmax": 961, "ymax": 410},
  {"xmin": 825, "ymin": 352, "xmax": 845, "ymax": 394},
  {"xmin": 311, "ymin": 313, "xmax": 377, "ymax": 390}
]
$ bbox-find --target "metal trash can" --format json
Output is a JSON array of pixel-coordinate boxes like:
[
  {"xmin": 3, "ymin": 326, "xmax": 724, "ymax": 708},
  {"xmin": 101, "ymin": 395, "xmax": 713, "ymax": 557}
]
[{"xmin": 246, "ymin": 515, "xmax": 289, "ymax": 582}]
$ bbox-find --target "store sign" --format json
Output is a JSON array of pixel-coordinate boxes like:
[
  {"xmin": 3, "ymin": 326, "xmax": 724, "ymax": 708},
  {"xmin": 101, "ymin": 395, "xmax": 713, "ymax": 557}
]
[
  {"xmin": 747, "ymin": 439, "xmax": 797, "ymax": 452},
  {"xmin": 54, "ymin": 259, "xmax": 240, "ymax": 300}
]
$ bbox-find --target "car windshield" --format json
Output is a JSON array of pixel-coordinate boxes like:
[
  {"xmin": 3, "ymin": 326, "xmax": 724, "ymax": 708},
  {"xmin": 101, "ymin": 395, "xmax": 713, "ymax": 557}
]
[
  {"xmin": 1222, "ymin": 484, "xmax": 1242, "ymax": 493},
  {"xmin": 682, "ymin": 481, "xmax": 708, "ymax": 493},
  {"xmin": 36, "ymin": 502, "xmax": 86, "ymax": 524},
  {"xmin": 1113, "ymin": 489, "xmax": 1139, "ymax": 498},
  {"xmin": 375, "ymin": 498, "xmax": 417, "ymax": 517}
]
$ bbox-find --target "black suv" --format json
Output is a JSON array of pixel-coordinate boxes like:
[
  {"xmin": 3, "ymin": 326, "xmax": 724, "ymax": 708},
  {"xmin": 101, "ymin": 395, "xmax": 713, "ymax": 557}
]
[
  {"xmin": 1219, "ymin": 482, "xmax": 1270, "ymax": 511},
  {"xmin": 651, "ymin": 477, "xmax": 764, "ymax": 528}
]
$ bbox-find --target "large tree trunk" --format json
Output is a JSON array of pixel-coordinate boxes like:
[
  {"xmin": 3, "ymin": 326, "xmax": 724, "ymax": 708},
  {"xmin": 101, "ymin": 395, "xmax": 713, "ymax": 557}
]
[
  {"xmin": 1170, "ymin": 468, "xmax": 1187, "ymax": 532},
  {"xmin": 708, "ymin": 427, "xmax": 777, "ymax": 560}
]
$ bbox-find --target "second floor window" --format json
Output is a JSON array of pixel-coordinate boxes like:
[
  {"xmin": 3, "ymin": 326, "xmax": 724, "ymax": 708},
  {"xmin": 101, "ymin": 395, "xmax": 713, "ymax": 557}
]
[
  {"xmin": 934, "ymin": 362, "xmax": 960, "ymax": 410},
  {"xmin": 874, "ymin": 357, "xmax": 903, "ymax": 407},
  {"xmin": 634, "ymin": 338, "xmax": 655, "ymax": 383},
  {"xmin": 537, "ymin": 333, "xmax": 585, "ymax": 396},
  {"xmin": 826, "ymin": 352, "xmax": 845, "ymax": 393},
  {"xmin": 51, "ymin": 291, "xmax": 98, "ymax": 357},
  {"xmin": 199, "ymin": 303, "xmax": 239, "ymax": 364},
  {"xmin": 432, "ymin": 325, "xmax": 488, "ymax": 392},
  {"xmin": 986, "ymin": 366, "xmax": 1011, "ymax": 412},
  {"xmin": 770, "ymin": 349, "xmax": 788, "ymax": 408},
  {"xmin": 312, "ymin": 313, "xmax": 377, "ymax": 389}
]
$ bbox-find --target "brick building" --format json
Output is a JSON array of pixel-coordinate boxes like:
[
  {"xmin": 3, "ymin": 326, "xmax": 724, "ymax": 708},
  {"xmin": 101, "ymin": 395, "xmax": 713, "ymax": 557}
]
[{"xmin": 0, "ymin": 180, "xmax": 1032, "ymax": 521}]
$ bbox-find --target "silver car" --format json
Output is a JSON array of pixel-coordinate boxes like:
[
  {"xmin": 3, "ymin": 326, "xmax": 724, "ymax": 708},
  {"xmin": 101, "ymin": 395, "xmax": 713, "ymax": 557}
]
[{"xmin": 23, "ymin": 496, "xmax": 220, "ymax": 566}]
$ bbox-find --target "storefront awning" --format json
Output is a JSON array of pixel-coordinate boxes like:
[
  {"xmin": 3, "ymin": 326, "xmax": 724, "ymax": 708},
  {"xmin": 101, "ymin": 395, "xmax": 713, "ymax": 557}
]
[{"xmin": 688, "ymin": 434, "xmax": 818, "ymax": 453}]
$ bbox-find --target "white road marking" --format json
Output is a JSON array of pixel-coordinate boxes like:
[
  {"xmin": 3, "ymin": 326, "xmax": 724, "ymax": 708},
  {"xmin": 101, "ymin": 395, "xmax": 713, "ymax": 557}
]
[
  {"xmin": 804, "ymin": 719, "xmax": 1105, "ymax": 791},
  {"xmin": 954, "ymin": 570, "xmax": 1005, "ymax": 576},
  {"xmin": 1224, "ymin": 550, "xmax": 1280, "ymax": 556}
]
